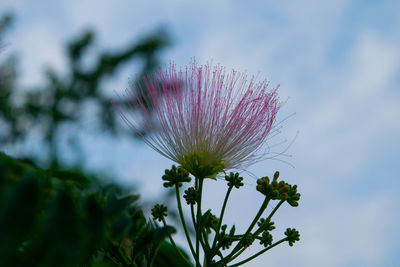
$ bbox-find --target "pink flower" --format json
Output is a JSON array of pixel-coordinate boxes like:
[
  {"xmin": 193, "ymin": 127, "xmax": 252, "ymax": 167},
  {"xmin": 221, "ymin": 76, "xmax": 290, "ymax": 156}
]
[{"xmin": 115, "ymin": 61, "xmax": 280, "ymax": 178}]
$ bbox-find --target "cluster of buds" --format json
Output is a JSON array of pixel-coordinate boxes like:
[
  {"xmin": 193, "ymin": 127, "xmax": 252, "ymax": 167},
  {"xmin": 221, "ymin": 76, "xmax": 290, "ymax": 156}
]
[
  {"xmin": 225, "ymin": 172, "xmax": 244, "ymax": 189},
  {"xmin": 256, "ymin": 171, "xmax": 301, "ymax": 206},
  {"xmin": 202, "ymin": 210, "xmax": 219, "ymax": 233},
  {"xmin": 183, "ymin": 187, "xmax": 198, "ymax": 205},
  {"xmin": 151, "ymin": 204, "xmax": 168, "ymax": 222},
  {"xmin": 285, "ymin": 228, "xmax": 300, "ymax": 246},
  {"xmin": 162, "ymin": 165, "xmax": 191, "ymax": 188},
  {"xmin": 116, "ymin": 61, "xmax": 301, "ymax": 266},
  {"xmin": 218, "ymin": 224, "xmax": 236, "ymax": 250},
  {"xmin": 257, "ymin": 218, "xmax": 275, "ymax": 232},
  {"xmin": 152, "ymin": 167, "xmax": 301, "ymax": 265},
  {"xmin": 260, "ymin": 230, "xmax": 273, "ymax": 247}
]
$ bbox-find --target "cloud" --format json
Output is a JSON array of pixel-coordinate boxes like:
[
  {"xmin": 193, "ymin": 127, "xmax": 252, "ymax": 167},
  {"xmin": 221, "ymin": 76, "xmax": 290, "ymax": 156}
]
[{"xmin": 259, "ymin": 193, "xmax": 397, "ymax": 267}]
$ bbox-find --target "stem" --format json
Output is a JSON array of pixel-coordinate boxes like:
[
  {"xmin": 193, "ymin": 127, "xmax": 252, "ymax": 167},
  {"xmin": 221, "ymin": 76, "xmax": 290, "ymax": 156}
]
[
  {"xmin": 222, "ymin": 197, "xmax": 270, "ymax": 264},
  {"xmin": 201, "ymin": 228, "xmax": 211, "ymax": 251},
  {"xmin": 253, "ymin": 200, "xmax": 285, "ymax": 237},
  {"xmin": 228, "ymin": 238, "xmax": 288, "ymax": 267},
  {"xmin": 175, "ymin": 185, "xmax": 198, "ymax": 265},
  {"xmin": 194, "ymin": 177, "xmax": 199, "ymax": 266},
  {"xmin": 195, "ymin": 177, "xmax": 204, "ymax": 267},
  {"xmin": 191, "ymin": 204, "xmax": 197, "ymax": 228},
  {"xmin": 161, "ymin": 218, "xmax": 193, "ymax": 266},
  {"xmin": 148, "ymin": 241, "xmax": 162, "ymax": 267},
  {"xmin": 227, "ymin": 247, "xmax": 246, "ymax": 263},
  {"xmin": 211, "ymin": 186, "xmax": 233, "ymax": 252}
]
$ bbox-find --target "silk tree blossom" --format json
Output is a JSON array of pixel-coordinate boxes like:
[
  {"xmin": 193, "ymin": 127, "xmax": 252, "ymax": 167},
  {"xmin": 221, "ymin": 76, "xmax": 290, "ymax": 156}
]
[{"xmin": 115, "ymin": 61, "xmax": 280, "ymax": 178}]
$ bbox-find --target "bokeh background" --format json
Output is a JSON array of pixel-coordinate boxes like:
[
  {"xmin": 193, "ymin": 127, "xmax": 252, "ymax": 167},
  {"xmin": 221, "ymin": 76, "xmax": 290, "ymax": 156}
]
[{"xmin": 1, "ymin": 0, "xmax": 399, "ymax": 266}]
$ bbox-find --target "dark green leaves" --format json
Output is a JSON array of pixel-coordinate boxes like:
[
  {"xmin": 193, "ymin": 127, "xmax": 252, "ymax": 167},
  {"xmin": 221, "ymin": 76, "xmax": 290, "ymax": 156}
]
[{"xmin": 0, "ymin": 152, "xmax": 185, "ymax": 267}]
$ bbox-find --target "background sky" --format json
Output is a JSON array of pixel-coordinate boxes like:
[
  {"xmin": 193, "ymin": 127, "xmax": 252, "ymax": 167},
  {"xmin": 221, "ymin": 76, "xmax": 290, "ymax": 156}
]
[{"xmin": 2, "ymin": 0, "xmax": 400, "ymax": 266}]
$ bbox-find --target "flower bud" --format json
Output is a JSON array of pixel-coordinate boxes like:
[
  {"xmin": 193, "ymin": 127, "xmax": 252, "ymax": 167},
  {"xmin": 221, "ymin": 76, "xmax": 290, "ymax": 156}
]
[
  {"xmin": 151, "ymin": 204, "xmax": 168, "ymax": 222},
  {"xmin": 225, "ymin": 172, "xmax": 244, "ymax": 189},
  {"xmin": 162, "ymin": 165, "xmax": 191, "ymax": 188},
  {"xmin": 260, "ymin": 231, "xmax": 273, "ymax": 247},
  {"xmin": 284, "ymin": 228, "xmax": 300, "ymax": 246},
  {"xmin": 183, "ymin": 187, "xmax": 198, "ymax": 205}
]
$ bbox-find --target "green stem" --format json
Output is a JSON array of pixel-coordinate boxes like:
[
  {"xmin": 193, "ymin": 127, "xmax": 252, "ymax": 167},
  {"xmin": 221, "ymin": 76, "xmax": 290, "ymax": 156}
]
[
  {"xmin": 148, "ymin": 241, "xmax": 162, "ymax": 267},
  {"xmin": 219, "ymin": 197, "xmax": 270, "ymax": 265},
  {"xmin": 227, "ymin": 247, "xmax": 246, "ymax": 263},
  {"xmin": 211, "ymin": 186, "xmax": 233, "ymax": 252},
  {"xmin": 191, "ymin": 203, "xmax": 197, "ymax": 228},
  {"xmin": 194, "ymin": 177, "xmax": 199, "ymax": 265},
  {"xmin": 201, "ymin": 228, "xmax": 211, "ymax": 251},
  {"xmin": 175, "ymin": 185, "xmax": 198, "ymax": 265},
  {"xmin": 253, "ymin": 200, "xmax": 285, "ymax": 237},
  {"xmin": 228, "ymin": 238, "xmax": 288, "ymax": 267},
  {"xmin": 195, "ymin": 177, "xmax": 204, "ymax": 267},
  {"xmin": 224, "ymin": 235, "xmax": 262, "ymax": 241},
  {"xmin": 161, "ymin": 218, "xmax": 193, "ymax": 266}
]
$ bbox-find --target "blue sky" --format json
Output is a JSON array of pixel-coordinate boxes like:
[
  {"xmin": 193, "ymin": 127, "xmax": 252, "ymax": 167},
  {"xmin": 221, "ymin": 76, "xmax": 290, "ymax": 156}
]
[{"xmin": 2, "ymin": 0, "xmax": 400, "ymax": 266}]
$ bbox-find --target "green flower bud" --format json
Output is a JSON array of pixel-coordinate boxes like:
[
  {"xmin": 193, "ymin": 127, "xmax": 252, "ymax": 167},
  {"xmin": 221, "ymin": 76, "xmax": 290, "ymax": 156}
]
[
  {"xmin": 241, "ymin": 234, "xmax": 255, "ymax": 247},
  {"xmin": 183, "ymin": 187, "xmax": 198, "ymax": 205},
  {"xmin": 202, "ymin": 210, "xmax": 219, "ymax": 232},
  {"xmin": 218, "ymin": 224, "xmax": 235, "ymax": 250},
  {"xmin": 219, "ymin": 235, "xmax": 233, "ymax": 250},
  {"xmin": 256, "ymin": 171, "xmax": 292, "ymax": 201},
  {"xmin": 162, "ymin": 165, "xmax": 191, "ymax": 188},
  {"xmin": 257, "ymin": 218, "xmax": 275, "ymax": 232},
  {"xmin": 284, "ymin": 228, "xmax": 300, "ymax": 246},
  {"xmin": 225, "ymin": 172, "xmax": 244, "ymax": 189},
  {"xmin": 260, "ymin": 231, "xmax": 273, "ymax": 247},
  {"xmin": 151, "ymin": 204, "xmax": 168, "ymax": 222},
  {"xmin": 221, "ymin": 224, "xmax": 227, "ymax": 232},
  {"xmin": 286, "ymin": 184, "xmax": 301, "ymax": 207}
]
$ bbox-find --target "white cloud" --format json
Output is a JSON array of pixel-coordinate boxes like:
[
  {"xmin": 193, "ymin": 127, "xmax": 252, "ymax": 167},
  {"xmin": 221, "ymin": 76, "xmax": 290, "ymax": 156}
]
[
  {"xmin": 297, "ymin": 30, "xmax": 400, "ymax": 178},
  {"xmin": 258, "ymin": 193, "xmax": 397, "ymax": 267}
]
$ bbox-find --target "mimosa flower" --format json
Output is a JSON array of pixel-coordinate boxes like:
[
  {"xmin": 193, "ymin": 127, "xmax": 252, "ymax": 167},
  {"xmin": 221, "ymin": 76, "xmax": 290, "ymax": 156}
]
[{"xmin": 115, "ymin": 61, "xmax": 280, "ymax": 178}]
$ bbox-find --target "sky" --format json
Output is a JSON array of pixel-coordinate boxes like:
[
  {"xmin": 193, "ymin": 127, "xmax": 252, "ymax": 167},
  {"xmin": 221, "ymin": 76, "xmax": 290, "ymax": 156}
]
[{"xmin": 2, "ymin": 0, "xmax": 400, "ymax": 266}]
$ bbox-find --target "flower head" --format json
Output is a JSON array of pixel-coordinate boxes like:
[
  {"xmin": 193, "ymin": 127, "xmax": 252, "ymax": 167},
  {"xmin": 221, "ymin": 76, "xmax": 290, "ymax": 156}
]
[{"xmin": 115, "ymin": 61, "xmax": 280, "ymax": 178}]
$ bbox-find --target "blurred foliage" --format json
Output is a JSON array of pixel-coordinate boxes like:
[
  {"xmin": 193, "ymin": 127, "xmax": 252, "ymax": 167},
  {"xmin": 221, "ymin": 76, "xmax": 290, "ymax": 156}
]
[
  {"xmin": 0, "ymin": 151, "xmax": 192, "ymax": 266},
  {"xmin": 0, "ymin": 12, "xmax": 177, "ymax": 168},
  {"xmin": 0, "ymin": 11, "xmax": 191, "ymax": 267}
]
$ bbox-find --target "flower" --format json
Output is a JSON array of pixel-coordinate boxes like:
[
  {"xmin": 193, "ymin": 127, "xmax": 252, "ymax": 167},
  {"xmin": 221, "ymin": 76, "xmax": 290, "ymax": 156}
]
[{"xmin": 114, "ymin": 61, "xmax": 280, "ymax": 178}]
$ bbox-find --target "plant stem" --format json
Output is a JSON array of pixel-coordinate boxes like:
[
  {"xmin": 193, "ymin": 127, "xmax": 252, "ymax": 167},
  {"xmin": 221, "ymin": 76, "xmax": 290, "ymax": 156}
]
[
  {"xmin": 148, "ymin": 241, "xmax": 162, "ymax": 267},
  {"xmin": 201, "ymin": 228, "xmax": 211, "ymax": 251},
  {"xmin": 175, "ymin": 185, "xmax": 198, "ymax": 265},
  {"xmin": 227, "ymin": 238, "xmax": 288, "ymax": 267},
  {"xmin": 219, "ymin": 197, "xmax": 270, "ymax": 265},
  {"xmin": 195, "ymin": 177, "xmax": 204, "ymax": 267},
  {"xmin": 227, "ymin": 247, "xmax": 245, "ymax": 263},
  {"xmin": 191, "ymin": 203, "xmax": 197, "ymax": 227},
  {"xmin": 211, "ymin": 186, "xmax": 233, "ymax": 252},
  {"xmin": 161, "ymin": 218, "xmax": 193, "ymax": 266},
  {"xmin": 253, "ymin": 200, "xmax": 285, "ymax": 237}
]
